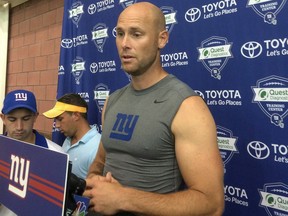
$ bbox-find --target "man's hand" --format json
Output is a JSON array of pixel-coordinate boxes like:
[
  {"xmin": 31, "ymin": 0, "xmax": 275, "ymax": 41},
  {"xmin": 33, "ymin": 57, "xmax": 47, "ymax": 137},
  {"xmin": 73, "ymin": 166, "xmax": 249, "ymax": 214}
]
[{"xmin": 83, "ymin": 172, "xmax": 123, "ymax": 215}]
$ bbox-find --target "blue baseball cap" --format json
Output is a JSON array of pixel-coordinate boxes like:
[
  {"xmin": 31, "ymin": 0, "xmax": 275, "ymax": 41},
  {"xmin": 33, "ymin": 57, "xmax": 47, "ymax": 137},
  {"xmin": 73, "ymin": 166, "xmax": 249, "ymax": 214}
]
[{"xmin": 1, "ymin": 90, "xmax": 37, "ymax": 114}]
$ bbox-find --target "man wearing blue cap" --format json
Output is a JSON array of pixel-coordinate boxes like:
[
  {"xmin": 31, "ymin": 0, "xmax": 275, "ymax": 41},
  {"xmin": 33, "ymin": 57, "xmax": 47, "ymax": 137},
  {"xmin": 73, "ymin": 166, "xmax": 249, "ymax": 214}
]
[
  {"xmin": 0, "ymin": 89, "xmax": 63, "ymax": 151},
  {"xmin": 0, "ymin": 89, "xmax": 63, "ymax": 216}
]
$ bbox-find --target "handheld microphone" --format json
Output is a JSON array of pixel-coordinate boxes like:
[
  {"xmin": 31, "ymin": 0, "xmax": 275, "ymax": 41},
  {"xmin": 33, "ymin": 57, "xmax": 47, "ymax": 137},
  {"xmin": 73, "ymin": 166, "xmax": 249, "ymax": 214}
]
[{"xmin": 65, "ymin": 173, "xmax": 87, "ymax": 216}]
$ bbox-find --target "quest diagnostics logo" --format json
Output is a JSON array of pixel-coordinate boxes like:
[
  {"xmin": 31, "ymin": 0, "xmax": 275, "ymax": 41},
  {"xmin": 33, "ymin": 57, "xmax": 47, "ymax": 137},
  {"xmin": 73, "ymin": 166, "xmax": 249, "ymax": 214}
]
[
  {"xmin": 68, "ymin": 1, "xmax": 84, "ymax": 28},
  {"xmin": 217, "ymin": 126, "xmax": 238, "ymax": 169},
  {"xmin": 246, "ymin": 0, "xmax": 287, "ymax": 25},
  {"xmin": 94, "ymin": 83, "xmax": 109, "ymax": 112},
  {"xmin": 92, "ymin": 23, "xmax": 109, "ymax": 53},
  {"xmin": 197, "ymin": 36, "xmax": 233, "ymax": 80},
  {"xmin": 259, "ymin": 182, "xmax": 288, "ymax": 216},
  {"xmin": 120, "ymin": 0, "xmax": 137, "ymax": 8},
  {"xmin": 71, "ymin": 56, "xmax": 86, "ymax": 85},
  {"xmin": 252, "ymin": 75, "xmax": 288, "ymax": 128},
  {"xmin": 161, "ymin": 6, "xmax": 177, "ymax": 34}
]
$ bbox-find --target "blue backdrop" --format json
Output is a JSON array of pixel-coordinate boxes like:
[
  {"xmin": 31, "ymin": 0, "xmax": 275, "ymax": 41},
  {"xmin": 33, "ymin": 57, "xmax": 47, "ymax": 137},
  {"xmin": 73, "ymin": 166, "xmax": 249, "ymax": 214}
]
[{"xmin": 55, "ymin": 0, "xmax": 288, "ymax": 215}]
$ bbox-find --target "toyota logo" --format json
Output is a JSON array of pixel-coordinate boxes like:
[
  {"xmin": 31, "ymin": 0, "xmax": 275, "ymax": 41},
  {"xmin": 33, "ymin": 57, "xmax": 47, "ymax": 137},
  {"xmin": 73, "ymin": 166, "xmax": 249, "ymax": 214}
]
[
  {"xmin": 247, "ymin": 141, "xmax": 270, "ymax": 160},
  {"xmin": 90, "ymin": 62, "xmax": 98, "ymax": 74},
  {"xmin": 61, "ymin": 38, "xmax": 73, "ymax": 49},
  {"xmin": 185, "ymin": 8, "xmax": 201, "ymax": 23},
  {"xmin": 112, "ymin": 27, "xmax": 117, "ymax": 38},
  {"xmin": 194, "ymin": 90, "xmax": 205, "ymax": 99},
  {"xmin": 241, "ymin": 41, "xmax": 262, "ymax": 59},
  {"xmin": 88, "ymin": 4, "xmax": 97, "ymax": 15}
]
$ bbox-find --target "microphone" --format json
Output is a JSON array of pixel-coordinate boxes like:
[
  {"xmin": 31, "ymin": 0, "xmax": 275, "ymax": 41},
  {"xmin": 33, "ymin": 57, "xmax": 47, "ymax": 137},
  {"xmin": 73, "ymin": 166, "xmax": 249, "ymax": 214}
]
[
  {"xmin": 65, "ymin": 173, "xmax": 87, "ymax": 216},
  {"xmin": 69, "ymin": 173, "xmax": 86, "ymax": 196}
]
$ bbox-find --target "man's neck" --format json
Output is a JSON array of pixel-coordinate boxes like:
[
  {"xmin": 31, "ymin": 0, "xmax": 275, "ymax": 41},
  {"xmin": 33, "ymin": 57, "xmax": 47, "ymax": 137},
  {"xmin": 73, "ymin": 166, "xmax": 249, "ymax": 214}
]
[
  {"xmin": 25, "ymin": 132, "xmax": 36, "ymax": 144},
  {"xmin": 71, "ymin": 123, "xmax": 91, "ymax": 145},
  {"xmin": 131, "ymin": 69, "xmax": 168, "ymax": 90}
]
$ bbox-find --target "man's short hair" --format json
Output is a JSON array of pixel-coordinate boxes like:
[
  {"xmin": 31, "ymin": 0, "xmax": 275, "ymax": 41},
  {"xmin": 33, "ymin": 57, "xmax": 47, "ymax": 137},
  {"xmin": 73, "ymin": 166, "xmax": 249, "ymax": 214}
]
[{"xmin": 43, "ymin": 93, "xmax": 88, "ymax": 119}]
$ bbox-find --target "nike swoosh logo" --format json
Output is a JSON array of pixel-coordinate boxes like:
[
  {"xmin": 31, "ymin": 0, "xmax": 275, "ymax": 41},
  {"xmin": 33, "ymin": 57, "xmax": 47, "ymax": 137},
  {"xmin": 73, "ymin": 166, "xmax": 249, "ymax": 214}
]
[{"xmin": 154, "ymin": 99, "xmax": 168, "ymax": 103}]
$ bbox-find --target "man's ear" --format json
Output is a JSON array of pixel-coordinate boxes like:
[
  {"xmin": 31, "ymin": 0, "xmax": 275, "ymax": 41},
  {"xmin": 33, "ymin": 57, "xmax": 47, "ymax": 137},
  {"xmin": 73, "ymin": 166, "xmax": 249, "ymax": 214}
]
[
  {"xmin": 72, "ymin": 112, "xmax": 81, "ymax": 120},
  {"xmin": 158, "ymin": 30, "xmax": 169, "ymax": 49},
  {"xmin": 0, "ymin": 113, "xmax": 5, "ymax": 122},
  {"xmin": 33, "ymin": 112, "xmax": 39, "ymax": 123}
]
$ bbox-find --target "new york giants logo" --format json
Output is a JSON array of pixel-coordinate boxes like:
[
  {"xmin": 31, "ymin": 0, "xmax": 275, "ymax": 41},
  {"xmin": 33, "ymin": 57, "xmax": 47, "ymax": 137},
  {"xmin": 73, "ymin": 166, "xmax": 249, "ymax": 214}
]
[
  {"xmin": 109, "ymin": 113, "xmax": 139, "ymax": 141},
  {"xmin": 14, "ymin": 92, "xmax": 27, "ymax": 101},
  {"xmin": 8, "ymin": 154, "xmax": 30, "ymax": 198}
]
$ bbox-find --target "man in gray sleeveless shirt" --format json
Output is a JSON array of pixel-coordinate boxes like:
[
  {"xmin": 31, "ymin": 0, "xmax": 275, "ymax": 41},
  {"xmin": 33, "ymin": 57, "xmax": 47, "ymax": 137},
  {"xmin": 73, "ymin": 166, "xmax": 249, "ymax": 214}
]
[{"xmin": 84, "ymin": 2, "xmax": 224, "ymax": 216}]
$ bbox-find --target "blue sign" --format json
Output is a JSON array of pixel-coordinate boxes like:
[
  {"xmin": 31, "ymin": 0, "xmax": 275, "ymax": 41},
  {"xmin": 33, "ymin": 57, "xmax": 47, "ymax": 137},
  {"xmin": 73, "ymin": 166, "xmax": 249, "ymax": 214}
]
[{"xmin": 0, "ymin": 135, "xmax": 69, "ymax": 215}]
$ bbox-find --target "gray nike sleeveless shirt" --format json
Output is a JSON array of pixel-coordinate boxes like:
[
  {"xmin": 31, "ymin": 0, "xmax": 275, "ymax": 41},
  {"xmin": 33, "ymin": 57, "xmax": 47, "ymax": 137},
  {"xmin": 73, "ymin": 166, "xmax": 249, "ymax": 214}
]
[{"xmin": 102, "ymin": 74, "xmax": 198, "ymax": 193}]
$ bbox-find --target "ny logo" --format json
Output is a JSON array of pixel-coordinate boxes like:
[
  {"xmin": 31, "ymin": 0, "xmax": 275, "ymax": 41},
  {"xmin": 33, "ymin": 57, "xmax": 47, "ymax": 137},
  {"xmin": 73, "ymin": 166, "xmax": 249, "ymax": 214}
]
[
  {"xmin": 14, "ymin": 93, "xmax": 27, "ymax": 101},
  {"xmin": 8, "ymin": 154, "xmax": 30, "ymax": 198},
  {"xmin": 110, "ymin": 113, "xmax": 139, "ymax": 141}
]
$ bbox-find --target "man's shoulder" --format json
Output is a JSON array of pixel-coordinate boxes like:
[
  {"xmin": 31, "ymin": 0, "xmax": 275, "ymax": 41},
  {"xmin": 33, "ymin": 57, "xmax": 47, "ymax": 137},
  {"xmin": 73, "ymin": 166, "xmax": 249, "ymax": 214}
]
[
  {"xmin": 90, "ymin": 125, "xmax": 101, "ymax": 135},
  {"xmin": 83, "ymin": 125, "xmax": 101, "ymax": 144},
  {"xmin": 110, "ymin": 83, "xmax": 130, "ymax": 95}
]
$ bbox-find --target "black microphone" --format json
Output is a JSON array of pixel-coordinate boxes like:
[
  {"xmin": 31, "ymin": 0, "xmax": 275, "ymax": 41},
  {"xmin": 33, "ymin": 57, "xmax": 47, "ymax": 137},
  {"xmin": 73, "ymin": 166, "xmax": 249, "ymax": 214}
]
[
  {"xmin": 69, "ymin": 173, "xmax": 86, "ymax": 196},
  {"xmin": 65, "ymin": 172, "xmax": 86, "ymax": 216}
]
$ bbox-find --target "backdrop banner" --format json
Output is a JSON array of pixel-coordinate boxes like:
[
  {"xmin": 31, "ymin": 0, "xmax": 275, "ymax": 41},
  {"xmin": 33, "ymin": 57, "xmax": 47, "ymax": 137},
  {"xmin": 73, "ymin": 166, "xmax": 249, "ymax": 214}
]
[{"xmin": 56, "ymin": 1, "xmax": 288, "ymax": 215}]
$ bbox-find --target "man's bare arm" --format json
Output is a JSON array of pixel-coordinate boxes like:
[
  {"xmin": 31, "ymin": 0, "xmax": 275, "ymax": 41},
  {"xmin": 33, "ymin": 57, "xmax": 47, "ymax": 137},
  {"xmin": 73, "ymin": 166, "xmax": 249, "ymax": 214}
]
[{"xmin": 86, "ymin": 97, "xmax": 109, "ymax": 178}]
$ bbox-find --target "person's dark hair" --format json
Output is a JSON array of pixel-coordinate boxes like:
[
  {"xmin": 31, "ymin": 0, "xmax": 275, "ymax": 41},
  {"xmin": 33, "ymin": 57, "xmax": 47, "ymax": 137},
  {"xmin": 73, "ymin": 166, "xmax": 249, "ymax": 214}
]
[{"xmin": 58, "ymin": 93, "xmax": 88, "ymax": 119}]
